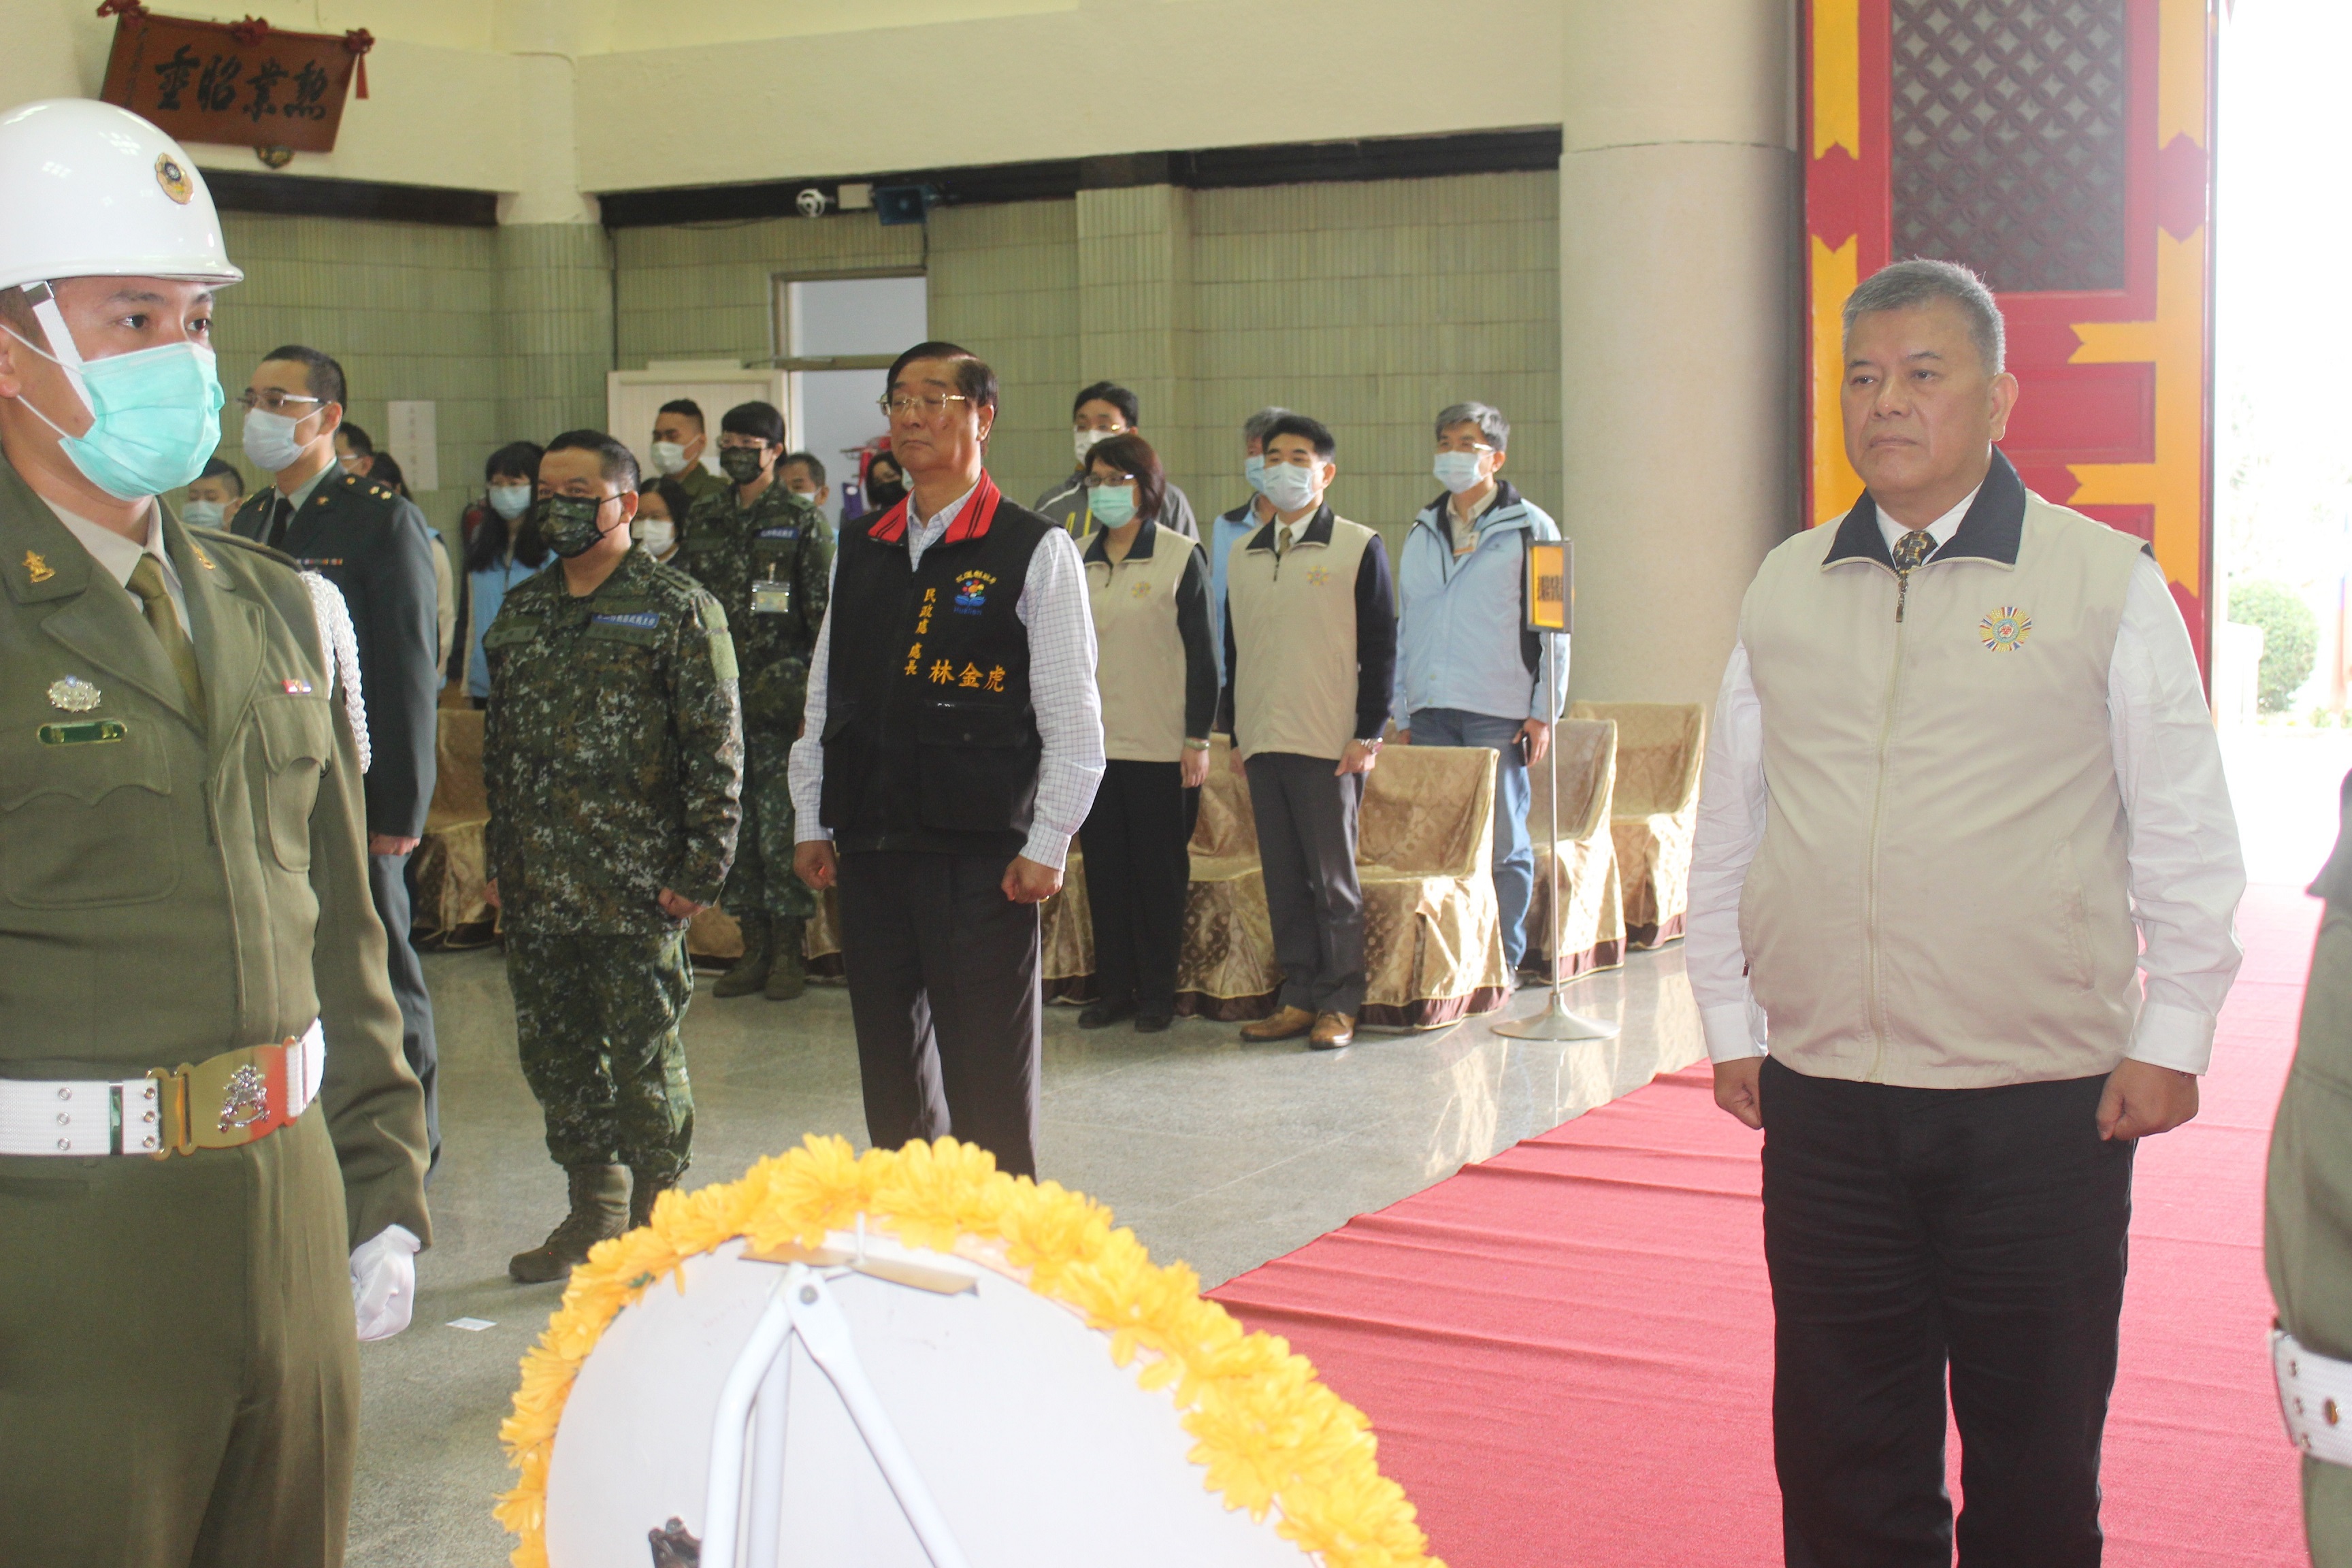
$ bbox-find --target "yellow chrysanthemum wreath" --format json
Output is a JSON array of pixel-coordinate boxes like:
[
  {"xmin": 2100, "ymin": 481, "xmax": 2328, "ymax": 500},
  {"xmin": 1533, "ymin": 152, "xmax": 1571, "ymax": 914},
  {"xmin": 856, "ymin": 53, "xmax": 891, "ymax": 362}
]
[{"xmin": 497, "ymin": 1134, "xmax": 1443, "ymax": 1568}]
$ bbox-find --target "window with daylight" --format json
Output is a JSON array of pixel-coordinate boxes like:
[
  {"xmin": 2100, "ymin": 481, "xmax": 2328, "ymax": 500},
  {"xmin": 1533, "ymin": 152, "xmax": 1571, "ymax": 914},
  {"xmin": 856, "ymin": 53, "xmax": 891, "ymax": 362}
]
[{"xmin": 772, "ymin": 273, "xmax": 928, "ymax": 524}]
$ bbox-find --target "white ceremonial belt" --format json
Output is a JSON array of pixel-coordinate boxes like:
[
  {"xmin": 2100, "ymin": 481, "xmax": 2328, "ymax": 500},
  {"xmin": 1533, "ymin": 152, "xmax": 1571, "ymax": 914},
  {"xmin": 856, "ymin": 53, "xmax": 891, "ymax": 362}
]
[
  {"xmin": 2274, "ymin": 1326, "xmax": 2352, "ymax": 1467},
  {"xmin": 0, "ymin": 1020, "xmax": 325, "ymax": 1158}
]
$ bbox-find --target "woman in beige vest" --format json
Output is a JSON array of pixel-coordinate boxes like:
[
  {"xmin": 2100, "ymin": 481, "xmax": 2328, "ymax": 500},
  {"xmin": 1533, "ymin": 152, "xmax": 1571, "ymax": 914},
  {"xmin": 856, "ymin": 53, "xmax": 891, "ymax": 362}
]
[{"xmin": 1077, "ymin": 434, "xmax": 1216, "ymax": 1031}]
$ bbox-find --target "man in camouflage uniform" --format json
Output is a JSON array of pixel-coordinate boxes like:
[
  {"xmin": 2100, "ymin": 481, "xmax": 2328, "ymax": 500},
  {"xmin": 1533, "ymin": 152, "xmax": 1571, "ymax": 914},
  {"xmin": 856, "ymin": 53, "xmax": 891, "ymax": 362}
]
[
  {"xmin": 483, "ymin": 429, "xmax": 742, "ymax": 1284},
  {"xmin": 680, "ymin": 399, "xmax": 832, "ymax": 1001}
]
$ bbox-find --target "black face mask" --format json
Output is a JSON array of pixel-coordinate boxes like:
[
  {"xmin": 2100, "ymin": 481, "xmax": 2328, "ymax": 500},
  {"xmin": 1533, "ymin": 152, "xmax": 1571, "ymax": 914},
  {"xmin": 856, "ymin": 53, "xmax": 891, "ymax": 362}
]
[
  {"xmin": 538, "ymin": 493, "xmax": 614, "ymax": 558},
  {"xmin": 866, "ymin": 475, "xmax": 906, "ymax": 510},
  {"xmin": 720, "ymin": 447, "xmax": 769, "ymax": 485}
]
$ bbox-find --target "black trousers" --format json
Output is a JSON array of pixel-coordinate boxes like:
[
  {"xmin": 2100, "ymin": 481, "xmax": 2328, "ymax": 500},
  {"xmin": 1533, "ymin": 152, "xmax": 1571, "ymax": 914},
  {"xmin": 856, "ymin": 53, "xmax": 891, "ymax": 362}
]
[
  {"xmin": 836, "ymin": 850, "xmax": 1042, "ymax": 1179},
  {"xmin": 370, "ymin": 850, "xmax": 439, "ymax": 1179},
  {"xmin": 1078, "ymin": 760, "xmax": 1198, "ymax": 1013},
  {"xmin": 1761, "ymin": 1057, "xmax": 2136, "ymax": 1568},
  {"xmin": 1244, "ymin": 753, "xmax": 1366, "ymax": 1016}
]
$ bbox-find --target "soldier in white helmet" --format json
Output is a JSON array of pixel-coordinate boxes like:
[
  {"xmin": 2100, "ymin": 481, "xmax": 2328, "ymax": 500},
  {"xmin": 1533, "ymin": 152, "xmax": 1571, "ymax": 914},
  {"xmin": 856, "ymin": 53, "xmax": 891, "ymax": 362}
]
[{"xmin": 0, "ymin": 99, "xmax": 429, "ymax": 1565}]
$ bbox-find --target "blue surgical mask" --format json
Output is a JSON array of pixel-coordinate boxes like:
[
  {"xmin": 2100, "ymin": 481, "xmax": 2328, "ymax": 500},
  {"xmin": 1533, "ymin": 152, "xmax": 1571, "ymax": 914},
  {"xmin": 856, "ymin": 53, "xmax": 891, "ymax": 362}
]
[
  {"xmin": 1261, "ymin": 461, "xmax": 1320, "ymax": 515},
  {"xmin": 240, "ymin": 407, "xmax": 307, "ymax": 474},
  {"xmin": 180, "ymin": 498, "xmax": 226, "ymax": 530},
  {"xmin": 5, "ymin": 326, "xmax": 225, "ymax": 501},
  {"xmin": 1243, "ymin": 454, "xmax": 1267, "ymax": 495},
  {"xmin": 488, "ymin": 484, "xmax": 533, "ymax": 521},
  {"xmin": 1433, "ymin": 451, "xmax": 1486, "ymax": 495},
  {"xmin": 1089, "ymin": 485, "xmax": 1137, "ymax": 529}
]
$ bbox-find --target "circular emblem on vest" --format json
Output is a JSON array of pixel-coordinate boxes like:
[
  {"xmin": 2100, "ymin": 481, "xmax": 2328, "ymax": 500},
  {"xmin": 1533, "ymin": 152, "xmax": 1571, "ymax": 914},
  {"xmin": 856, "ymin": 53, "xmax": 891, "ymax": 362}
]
[
  {"xmin": 1980, "ymin": 606, "xmax": 2032, "ymax": 653},
  {"xmin": 1305, "ymin": 566, "xmax": 1331, "ymax": 587},
  {"xmin": 1128, "ymin": 579, "xmax": 1153, "ymax": 599}
]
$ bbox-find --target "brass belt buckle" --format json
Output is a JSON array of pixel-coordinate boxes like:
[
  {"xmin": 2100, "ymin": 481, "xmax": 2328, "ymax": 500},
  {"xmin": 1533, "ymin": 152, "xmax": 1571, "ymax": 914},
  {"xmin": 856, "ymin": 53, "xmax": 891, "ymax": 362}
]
[
  {"xmin": 146, "ymin": 1040, "xmax": 289, "ymax": 1158},
  {"xmin": 146, "ymin": 1064, "xmax": 193, "ymax": 1158}
]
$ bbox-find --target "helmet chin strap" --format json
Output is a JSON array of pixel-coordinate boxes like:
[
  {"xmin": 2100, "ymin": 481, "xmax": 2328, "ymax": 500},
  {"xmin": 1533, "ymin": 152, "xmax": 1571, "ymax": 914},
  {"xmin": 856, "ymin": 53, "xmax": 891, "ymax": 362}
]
[{"xmin": 16, "ymin": 282, "xmax": 92, "ymax": 414}]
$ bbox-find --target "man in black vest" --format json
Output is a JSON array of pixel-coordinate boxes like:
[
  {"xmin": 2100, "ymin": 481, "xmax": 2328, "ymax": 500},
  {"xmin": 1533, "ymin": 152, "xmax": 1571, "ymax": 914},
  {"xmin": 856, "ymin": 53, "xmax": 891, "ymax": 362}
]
[
  {"xmin": 229, "ymin": 345, "xmax": 444, "ymax": 1176},
  {"xmin": 791, "ymin": 342, "xmax": 1104, "ymax": 1179}
]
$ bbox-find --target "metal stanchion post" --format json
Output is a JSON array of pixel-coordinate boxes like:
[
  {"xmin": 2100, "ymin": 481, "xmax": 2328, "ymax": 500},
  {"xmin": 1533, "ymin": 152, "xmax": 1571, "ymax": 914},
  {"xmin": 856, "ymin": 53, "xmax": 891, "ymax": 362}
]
[{"xmin": 1492, "ymin": 621, "xmax": 1618, "ymax": 1043}]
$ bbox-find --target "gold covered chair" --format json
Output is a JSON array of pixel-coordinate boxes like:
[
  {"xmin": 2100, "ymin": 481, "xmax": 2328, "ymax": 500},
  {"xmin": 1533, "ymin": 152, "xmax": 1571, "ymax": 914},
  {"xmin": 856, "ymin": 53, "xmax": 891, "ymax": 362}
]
[
  {"xmin": 1522, "ymin": 716, "xmax": 1625, "ymax": 981},
  {"xmin": 410, "ymin": 708, "xmax": 497, "ymax": 949},
  {"xmin": 1354, "ymin": 743, "xmax": 1512, "ymax": 1028},
  {"xmin": 1567, "ymin": 700, "xmax": 1705, "ymax": 948},
  {"xmin": 1175, "ymin": 737, "xmax": 1281, "ymax": 1019}
]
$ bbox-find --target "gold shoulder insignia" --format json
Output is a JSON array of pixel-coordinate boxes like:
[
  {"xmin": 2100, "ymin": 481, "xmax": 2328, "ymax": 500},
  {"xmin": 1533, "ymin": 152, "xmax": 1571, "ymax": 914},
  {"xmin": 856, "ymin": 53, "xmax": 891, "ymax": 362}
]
[
  {"xmin": 23, "ymin": 549, "xmax": 54, "ymax": 583},
  {"xmin": 189, "ymin": 541, "xmax": 216, "ymax": 570},
  {"xmin": 314, "ymin": 493, "xmax": 331, "ymax": 506}
]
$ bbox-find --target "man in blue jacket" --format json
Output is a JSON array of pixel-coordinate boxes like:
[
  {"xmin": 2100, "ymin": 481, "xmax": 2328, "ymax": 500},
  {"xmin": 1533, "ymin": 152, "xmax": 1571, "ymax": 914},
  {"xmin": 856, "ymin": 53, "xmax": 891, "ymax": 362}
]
[
  {"xmin": 1204, "ymin": 405, "xmax": 1288, "ymax": 685},
  {"xmin": 1392, "ymin": 400, "xmax": 1565, "ymax": 977}
]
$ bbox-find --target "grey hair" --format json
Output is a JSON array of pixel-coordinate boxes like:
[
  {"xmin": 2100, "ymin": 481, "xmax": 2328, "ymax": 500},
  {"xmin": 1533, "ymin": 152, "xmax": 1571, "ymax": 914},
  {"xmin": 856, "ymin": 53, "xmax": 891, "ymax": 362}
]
[
  {"xmin": 1241, "ymin": 406, "xmax": 1292, "ymax": 444},
  {"xmin": 1841, "ymin": 258, "xmax": 2006, "ymax": 376},
  {"xmin": 1435, "ymin": 400, "xmax": 1509, "ymax": 452}
]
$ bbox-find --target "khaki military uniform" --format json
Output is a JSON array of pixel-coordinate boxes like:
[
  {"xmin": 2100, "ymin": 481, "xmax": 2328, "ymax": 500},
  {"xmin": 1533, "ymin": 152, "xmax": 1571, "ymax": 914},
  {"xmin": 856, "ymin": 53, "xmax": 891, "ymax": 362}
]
[
  {"xmin": 2268, "ymin": 771, "xmax": 2352, "ymax": 1565},
  {"xmin": 680, "ymin": 480, "xmax": 832, "ymax": 928},
  {"xmin": 0, "ymin": 453, "xmax": 430, "ymax": 1568},
  {"xmin": 483, "ymin": 546, "xmax": 741, "ymax": 1181}
]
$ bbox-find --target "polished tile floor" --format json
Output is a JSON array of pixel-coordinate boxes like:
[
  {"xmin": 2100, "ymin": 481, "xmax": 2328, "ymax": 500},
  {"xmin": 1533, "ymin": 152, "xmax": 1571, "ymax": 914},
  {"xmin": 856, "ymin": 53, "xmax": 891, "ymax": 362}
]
[{"xmin": 348, "ymin": 946, "xmax": 1705, "ymax": 1567}]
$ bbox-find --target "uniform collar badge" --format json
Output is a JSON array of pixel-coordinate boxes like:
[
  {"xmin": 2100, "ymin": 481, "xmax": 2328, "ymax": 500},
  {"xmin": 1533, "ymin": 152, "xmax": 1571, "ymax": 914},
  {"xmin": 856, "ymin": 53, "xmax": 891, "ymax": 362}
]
[
  {"xmin": 47, "ymin": 676, "xmax": 101, "ymax": 713},
  {"xmin": 23, "ymin": 549, "xmax": 54, "ymax": 584},
  {"xmin": 189, "ymin": 542, "xmax": 216, "ymax": 570}
]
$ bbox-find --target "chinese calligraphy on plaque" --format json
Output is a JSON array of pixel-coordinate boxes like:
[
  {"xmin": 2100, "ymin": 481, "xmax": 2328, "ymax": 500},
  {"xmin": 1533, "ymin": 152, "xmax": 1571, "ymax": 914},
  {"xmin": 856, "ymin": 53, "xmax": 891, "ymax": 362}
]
[{"xmin": 99, "ymin": 5, "xmax": 372, "ymax": 154}]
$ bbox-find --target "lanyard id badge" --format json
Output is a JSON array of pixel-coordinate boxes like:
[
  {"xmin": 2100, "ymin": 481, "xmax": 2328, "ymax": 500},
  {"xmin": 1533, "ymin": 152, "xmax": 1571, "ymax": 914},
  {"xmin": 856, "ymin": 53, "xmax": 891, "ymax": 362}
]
[{"xmin": 751, "ymin": 578, "xmax": 794, "ymax": 616}]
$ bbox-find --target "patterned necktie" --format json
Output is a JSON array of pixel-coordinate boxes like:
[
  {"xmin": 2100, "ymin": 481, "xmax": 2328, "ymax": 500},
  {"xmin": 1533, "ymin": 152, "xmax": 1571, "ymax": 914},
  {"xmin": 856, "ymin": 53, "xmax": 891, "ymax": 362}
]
[
  {"xmin": 126, "ymin": 555, "xmax": 205, "ymax": 715},
  {"xmin": 1892, "ymin": 529, "xmax": 1935, "ymax": 574}
]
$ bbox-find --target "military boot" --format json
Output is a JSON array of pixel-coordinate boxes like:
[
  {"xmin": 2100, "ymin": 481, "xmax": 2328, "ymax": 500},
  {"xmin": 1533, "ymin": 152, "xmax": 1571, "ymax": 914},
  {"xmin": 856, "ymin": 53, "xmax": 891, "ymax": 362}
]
[
  {"xmin": 713, "ymin": 913, "xmax": 772, "ymax": 997},
  {"xmin": 508, "ymin": 1163, "xmax": 627, "ymax": 1284},
  {"xmin": 764, "ymin": 918, "xmax": 807, "ymax": 1001},
  {"xmin": 629, "ymin": 1167, "xmax": 679, "ymax": 1230}
]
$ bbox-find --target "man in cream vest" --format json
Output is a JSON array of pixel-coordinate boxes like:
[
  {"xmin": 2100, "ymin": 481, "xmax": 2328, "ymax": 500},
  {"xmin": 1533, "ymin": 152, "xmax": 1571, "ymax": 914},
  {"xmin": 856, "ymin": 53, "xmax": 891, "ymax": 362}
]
[
  {"xmin": 1686, "ymin": 259, "xmax": 2243, "ymax": 1565},
  {"xmin": 1219, "ymin": 413, "xmax": 1396, "ymax": 1049}
]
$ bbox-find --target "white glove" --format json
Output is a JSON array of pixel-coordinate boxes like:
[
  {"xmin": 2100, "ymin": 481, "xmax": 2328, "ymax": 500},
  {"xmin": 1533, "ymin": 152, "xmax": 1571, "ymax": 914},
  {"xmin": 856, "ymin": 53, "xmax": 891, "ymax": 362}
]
[{"xmin": 350, "ymin": 1222, "xmax": 422, "ymax": 1341}]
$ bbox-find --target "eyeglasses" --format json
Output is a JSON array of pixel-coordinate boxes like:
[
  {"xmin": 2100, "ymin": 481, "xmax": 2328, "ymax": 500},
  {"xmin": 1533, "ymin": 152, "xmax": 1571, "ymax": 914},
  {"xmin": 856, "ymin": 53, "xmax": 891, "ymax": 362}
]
[
  {"xmin": 1083, "ymin": 474, "xmax": 1136, "ymax": 489},
  {"xmin": 235, "ymin": 389, "xmax": 322, "ymax": 414},
  {"xmin": 877, "ymin": 393, "xmax": 970, "ymax": 419}
]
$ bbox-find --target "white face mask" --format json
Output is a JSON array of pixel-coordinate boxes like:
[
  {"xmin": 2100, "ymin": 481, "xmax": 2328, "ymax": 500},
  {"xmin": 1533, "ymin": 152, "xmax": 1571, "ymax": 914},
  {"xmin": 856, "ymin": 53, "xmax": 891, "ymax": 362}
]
[
  {"xmin": 1261, "ymin": 460, "xmax": 1321, "ymax": 515},
  {"xmin": 1243, "ymin": 453, "xmax": 1267, "ymax": 495},
  {"xmin": 240, "ymin": 406, "xmax": 308, "ymax": 474},
  {"xmin": 180, "ymin": 498, "xmax": 226, "ymax": 530},
  {"xmin": 488, "ymin": 483, "xmax": 533, "ymax": 521},
  {"xmin": 651, "ymin": 440, "xmax": 691, "ymax": 476},
  {"xmin": 1074, "ymin": 427, "xmax": 1117, "ymax": 466},
  {"xmin": 632, "ymin": 517, "xmax": 676, "ymax": 555},
  {"xmin": 1433, "ymin": 451, "xmax": 1488, "ymax": 495}
]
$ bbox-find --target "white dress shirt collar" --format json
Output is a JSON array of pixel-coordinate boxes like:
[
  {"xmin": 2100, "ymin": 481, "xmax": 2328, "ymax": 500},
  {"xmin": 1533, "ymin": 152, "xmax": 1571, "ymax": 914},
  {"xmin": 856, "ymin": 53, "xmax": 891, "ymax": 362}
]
[
  {"xmin": 1876, "ymin": 481, "xmax": 1982, "ymax": 557},
  {"xmin": 905, "ymin": 483, "xmax": 977, "ymax": 570}
]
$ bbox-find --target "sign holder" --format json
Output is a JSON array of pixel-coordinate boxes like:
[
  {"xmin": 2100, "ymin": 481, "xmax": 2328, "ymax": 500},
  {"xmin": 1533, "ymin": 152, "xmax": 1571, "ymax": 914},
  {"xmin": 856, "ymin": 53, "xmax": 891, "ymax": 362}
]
[{"xmin": 1492, "ymin": 540, "xmax": 1619, "ymax": 1043}]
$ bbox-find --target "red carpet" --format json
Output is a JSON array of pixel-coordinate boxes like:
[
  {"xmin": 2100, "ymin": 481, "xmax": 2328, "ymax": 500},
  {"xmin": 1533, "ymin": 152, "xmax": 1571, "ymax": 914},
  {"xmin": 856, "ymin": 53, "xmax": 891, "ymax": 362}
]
[{"xmin": 1211, "ymin": 883, "xmax": 2321, "ymax": 1567}]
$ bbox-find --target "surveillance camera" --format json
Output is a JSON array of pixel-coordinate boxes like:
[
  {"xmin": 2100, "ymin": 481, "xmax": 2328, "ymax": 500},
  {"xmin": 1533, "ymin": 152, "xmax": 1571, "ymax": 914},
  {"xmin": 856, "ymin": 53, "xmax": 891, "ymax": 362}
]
[{"xmin": 797, "ymin": 187, "xmax": 829, "ymax": 218}]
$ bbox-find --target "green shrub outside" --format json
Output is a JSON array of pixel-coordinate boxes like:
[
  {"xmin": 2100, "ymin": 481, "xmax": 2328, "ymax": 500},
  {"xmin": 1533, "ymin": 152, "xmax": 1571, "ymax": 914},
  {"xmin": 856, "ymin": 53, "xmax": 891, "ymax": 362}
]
[{"xmin": 2229, "ymin": 579, "xmax": 2318, "ymax": 714}]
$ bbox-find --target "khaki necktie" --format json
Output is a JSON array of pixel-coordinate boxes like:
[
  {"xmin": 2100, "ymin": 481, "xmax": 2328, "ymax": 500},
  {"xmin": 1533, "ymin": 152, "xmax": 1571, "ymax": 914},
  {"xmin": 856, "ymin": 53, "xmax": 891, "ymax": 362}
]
[
  {"xmin": 127, "ymin": 555, "xmax": 205, "ymax": 715},
  {"xmin": 1277, "ymin": 523, "xmax": 1296, "ymax": 558}
]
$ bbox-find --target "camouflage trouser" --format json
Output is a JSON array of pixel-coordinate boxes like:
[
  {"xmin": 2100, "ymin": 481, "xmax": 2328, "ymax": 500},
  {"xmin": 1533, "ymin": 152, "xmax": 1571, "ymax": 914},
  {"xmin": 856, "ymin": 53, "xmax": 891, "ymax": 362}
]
[
  {"xmin": 506, "ymin": 929, "xmax": 696, "ymax": 1181},
  {"xmin": 719, "ymin": 725, "xmax": 817, "ymax": 922}
]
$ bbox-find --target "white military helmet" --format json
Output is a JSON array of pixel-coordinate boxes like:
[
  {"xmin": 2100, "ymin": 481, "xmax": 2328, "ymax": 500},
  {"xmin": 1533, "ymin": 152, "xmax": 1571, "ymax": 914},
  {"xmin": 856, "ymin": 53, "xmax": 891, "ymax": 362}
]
[{"xmin": 0, "ymin": 98, "xmax": 241, "ymax": 293}]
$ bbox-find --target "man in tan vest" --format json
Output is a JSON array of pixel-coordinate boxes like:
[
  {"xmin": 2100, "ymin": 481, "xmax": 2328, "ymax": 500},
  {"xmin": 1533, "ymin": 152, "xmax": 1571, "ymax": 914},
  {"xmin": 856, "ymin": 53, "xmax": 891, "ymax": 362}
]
[
  {"xmin": 1218, "ymin": 413, "xmax": 1396, "ymax": 1049},
  {"xmin": 1686, "ymin": 259, "xmax": 2244, "ymax": 1565}
]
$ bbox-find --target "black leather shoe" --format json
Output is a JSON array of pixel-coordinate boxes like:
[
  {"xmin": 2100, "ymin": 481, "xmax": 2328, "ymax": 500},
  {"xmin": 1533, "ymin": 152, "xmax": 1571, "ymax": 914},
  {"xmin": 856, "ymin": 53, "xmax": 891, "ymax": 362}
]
[
  {"xmin": 1134, "ymin": 1009, "xmax": 1173, "ymax": 1033},
  {"xmin": 1078, "ymin": 998, "xmax": 1137, "ymax": 1029}
]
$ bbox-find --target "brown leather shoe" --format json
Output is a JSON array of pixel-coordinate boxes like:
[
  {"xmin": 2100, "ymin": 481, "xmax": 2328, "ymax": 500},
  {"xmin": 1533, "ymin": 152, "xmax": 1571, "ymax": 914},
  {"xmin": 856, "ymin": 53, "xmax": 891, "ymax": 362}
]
[
  {"xmin": 1309, "ymin": 1012, "xmax": 1356, "ymax": 1049},
  {"xmin": 1240, "ymin": 1005, "xmax": 1316, "ymax": 1041}
]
